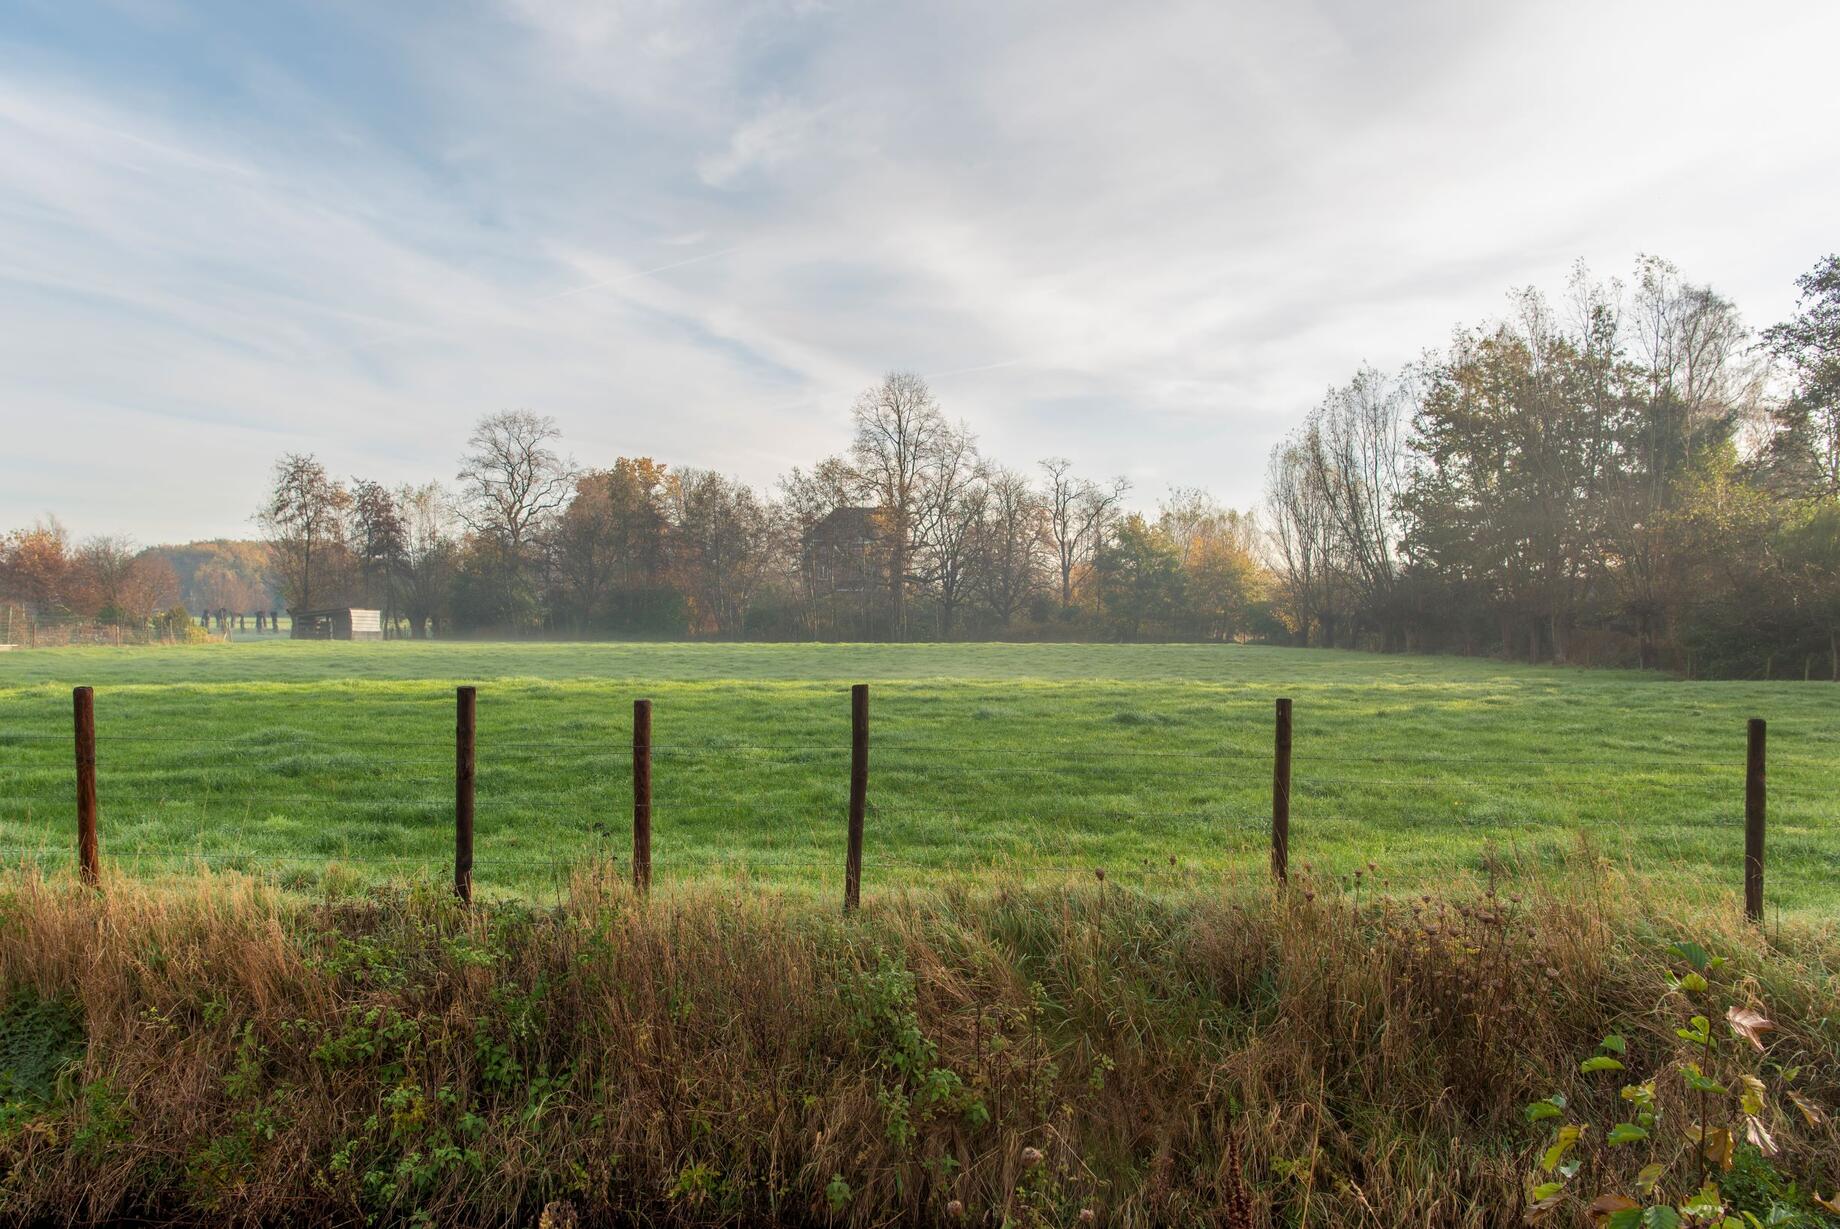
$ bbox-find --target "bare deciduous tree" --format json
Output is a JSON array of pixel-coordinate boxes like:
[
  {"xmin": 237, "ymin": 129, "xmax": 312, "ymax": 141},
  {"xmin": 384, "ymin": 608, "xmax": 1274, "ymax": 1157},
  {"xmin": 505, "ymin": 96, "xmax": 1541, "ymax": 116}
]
[
  {"xmin": 974, "ymin": 464, "xmax": 1048, "ymax": 629},
  {"xmin": 1264, "ymin": 431, "xmax": 1339, "ymax": 646},
  {"xmin": 912, "ymin": 421, "xmax": 984, "ymax": 638},
  {"xmin": 456, "ymin": 411, "xmax": 576, "ymax": 559},
  {"xmin": 850, "ymin": 373, "xmax": 948, "ymax": 639},
  {"xmin": 1040, "ymin": 458, "xmax": 1128, "ymax": 612},
  {"xmin": 1307, "ymin": 368, "xmax": 1410, "ymax": 647}
]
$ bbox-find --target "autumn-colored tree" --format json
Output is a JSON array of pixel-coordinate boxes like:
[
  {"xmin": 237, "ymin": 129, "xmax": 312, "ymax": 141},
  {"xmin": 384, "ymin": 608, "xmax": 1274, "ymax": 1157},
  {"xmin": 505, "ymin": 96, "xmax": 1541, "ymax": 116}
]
[
  {"xmin": 66, "ymin": 536, "xmax": 179, "ymax": 622},
  {"xmin": 258, "ymin": 454, "xmax": 351, "ymax": 611},
  {"xmin": 0, "ymin": 520, "xmax": 72, "ymax": 613},
  {"xmin": 665, "ymin": 468, "xmax": 773, "ymax": 637},
  {"xmin": 551, "ymin": 458, "xmax": 671, "ymax": 632}
]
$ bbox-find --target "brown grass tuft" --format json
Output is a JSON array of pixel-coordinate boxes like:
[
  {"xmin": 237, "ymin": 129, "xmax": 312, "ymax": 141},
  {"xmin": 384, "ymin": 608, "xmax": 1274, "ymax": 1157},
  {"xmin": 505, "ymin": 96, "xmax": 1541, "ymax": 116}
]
[{"xmin": 0, "ymin": 862, "xmax": 1833, "ymax": 1226}]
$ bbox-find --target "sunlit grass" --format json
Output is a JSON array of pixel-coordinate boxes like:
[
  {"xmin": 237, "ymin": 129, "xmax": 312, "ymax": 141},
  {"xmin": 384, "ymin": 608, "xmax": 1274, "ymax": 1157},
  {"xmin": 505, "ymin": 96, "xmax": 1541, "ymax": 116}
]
[{"xmin": 1, "ymin": 640, "xmax": 1834, "ymax": 913}]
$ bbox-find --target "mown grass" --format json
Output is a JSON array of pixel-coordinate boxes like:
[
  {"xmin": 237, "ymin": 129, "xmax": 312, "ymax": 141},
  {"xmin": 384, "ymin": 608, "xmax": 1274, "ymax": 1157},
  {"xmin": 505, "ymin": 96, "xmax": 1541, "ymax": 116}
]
[
  {"xmin": 0, "ymin": 865, "xmax": 1835, "ymax": 1226},
  {"xmin": 0, "ymin": 641, "xmax": 1836, "ymax": 914}
]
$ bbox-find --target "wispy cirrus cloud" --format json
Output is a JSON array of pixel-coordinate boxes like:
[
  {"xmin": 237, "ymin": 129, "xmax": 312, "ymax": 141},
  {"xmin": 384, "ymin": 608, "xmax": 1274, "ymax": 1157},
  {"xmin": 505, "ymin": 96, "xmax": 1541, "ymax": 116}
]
[{"xmin": 1, "ymin": 0, "xmax": 1837, "ymax": 539}]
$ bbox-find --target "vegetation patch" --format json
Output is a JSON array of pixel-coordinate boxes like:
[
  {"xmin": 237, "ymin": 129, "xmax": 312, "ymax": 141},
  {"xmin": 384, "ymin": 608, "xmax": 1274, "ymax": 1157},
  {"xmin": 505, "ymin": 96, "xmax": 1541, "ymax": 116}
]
[{"xmin": 0, "ymin": 866, "xmax": 1835, "ymax": 1226}]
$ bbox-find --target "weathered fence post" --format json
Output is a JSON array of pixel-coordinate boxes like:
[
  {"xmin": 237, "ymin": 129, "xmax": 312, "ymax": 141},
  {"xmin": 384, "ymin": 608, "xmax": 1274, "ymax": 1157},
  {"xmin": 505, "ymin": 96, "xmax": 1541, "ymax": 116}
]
[
  {"xmin": 844, "ymin": 683, "xmax": 868, "ymax": 913},
  {"xmin": 633, "ymin": 699, "xmax": 652, "ymax": 894},
  {"xmin": 1272, "ymin": 697, "xmax": 1292, "ymax": 883},
  {"xmin": 455, "ymin": 686, "xmax": 476, "ymax": 904},
  {"xmin": 1745, "ymin": 717, "xmax": 1766, "ymax": 923},
  {"xmin": 73, "ymin": 686, "xmax": 99, "ymax": 887}
]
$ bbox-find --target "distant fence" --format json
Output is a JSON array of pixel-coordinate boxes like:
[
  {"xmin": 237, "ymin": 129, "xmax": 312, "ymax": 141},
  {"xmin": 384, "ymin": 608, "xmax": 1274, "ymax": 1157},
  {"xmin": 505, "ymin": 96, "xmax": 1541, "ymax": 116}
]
[
  {"xmin": 0, "ymin": 608, "xmax": 291, "ymax": 648},
  {"xmin": 15, "ymin": 684, "xmax": 1781, "ymax": 923},
  {"xmin": 1, "ymin": 609, "xmax": 191, "ymax": 649}
]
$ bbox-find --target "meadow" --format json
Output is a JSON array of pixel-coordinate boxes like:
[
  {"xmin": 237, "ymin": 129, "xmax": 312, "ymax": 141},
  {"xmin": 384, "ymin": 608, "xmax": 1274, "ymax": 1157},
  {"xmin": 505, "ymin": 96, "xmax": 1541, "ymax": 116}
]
[{"xmin": 0, "ymin": 640, "xmax": 1836, "ymax": 914}]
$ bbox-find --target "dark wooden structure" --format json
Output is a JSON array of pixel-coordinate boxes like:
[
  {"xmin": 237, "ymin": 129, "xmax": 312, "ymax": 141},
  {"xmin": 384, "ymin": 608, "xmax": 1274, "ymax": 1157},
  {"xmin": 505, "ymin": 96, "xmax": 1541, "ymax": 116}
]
[
  {"xmin": 805, "ymin": 507, "xmax": 883, "ymax": 596},
  {"xmin": 288, "ymin": 608, "xmax": 383, "ymax": 641}
]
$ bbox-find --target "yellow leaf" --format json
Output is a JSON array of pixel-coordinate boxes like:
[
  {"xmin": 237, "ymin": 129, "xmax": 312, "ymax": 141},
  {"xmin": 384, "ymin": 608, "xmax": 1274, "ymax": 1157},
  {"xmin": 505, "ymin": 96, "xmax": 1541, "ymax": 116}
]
[
  {"xmin": 1540, "ymin": 1124, "xmax": 1583, "ymax": 1173},
  {"xmin": 1739, "ymin": 1073, "xmax": 1766, "ymax": 1118}
]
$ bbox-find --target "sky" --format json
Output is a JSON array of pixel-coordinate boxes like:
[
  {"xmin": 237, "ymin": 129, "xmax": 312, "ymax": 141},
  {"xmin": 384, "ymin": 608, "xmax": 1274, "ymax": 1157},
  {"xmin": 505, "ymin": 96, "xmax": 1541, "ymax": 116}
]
[{"xmin": 2, "ymin": 0, "xmax": 1837, "ymax": 544}]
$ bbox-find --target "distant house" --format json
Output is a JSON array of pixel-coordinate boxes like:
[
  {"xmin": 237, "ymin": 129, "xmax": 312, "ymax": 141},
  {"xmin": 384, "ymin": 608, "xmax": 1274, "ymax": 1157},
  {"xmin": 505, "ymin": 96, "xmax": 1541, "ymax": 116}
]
[
  {"xmin": 289, "ymin": 607, "xmax": 383, "ymax": 641},
  {"xmin": 805, "ymin": 506, "xmax": 883, "ymax": 596}
]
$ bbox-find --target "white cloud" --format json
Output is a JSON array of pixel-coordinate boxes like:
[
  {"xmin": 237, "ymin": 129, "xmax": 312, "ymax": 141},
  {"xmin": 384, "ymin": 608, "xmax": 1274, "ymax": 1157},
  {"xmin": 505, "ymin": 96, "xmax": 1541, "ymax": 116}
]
[{"xmin": 1, "ymin": 0, "xmax": 1838, "ymax": 540}]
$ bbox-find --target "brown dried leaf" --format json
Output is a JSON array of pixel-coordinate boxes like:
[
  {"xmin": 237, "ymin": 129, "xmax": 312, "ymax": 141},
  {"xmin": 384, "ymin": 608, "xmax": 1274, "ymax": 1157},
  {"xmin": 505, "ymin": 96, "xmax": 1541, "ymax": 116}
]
[
  {"xmin": 1788, "ymin": 1090, "xmax": 1827, "ymax": 1127},
  {"xmin": 1586, "ymin": 1193, "xmax": 1641, "ymax": 1225},
  {"xmin": 1688, "ymin": 1123, "xmax": 1735, "ymax": 1171},
  {"xmin": 1743, "ymin": 1114, "xmax": 1778, "ymax": 1156},
  {"xmin": 1522, "ymin": 1193, "xmax": 1564, "ymax": 1223},
  {"xmin": 1726, "ymin": 1005, "xmax": 1775, "ymax": 1051}
]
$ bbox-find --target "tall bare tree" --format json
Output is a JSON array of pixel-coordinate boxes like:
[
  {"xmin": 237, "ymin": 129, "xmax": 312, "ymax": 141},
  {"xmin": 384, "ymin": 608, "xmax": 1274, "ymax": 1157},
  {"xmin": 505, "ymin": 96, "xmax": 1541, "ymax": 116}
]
[
  {"xmin": 396, "ymin": 483, "xmax": 457, "ymax": 639},
  {"xmin": 912, "ymin": 421, "xmax": 984, "ymax": 638},
  {"xmin": 1264, "ymin": 430, "xmax": 1341, "ymax": 646},
  {"xmin": 973, "ymin": 464, "xmax": 1048, "ymax": 629},
  {"xmin": 850, "ymin": 373, "xmax": 947, "ymax": 639},
  {"xmin": 1306, "ymin": 368, "xmax": 1410, "ymax": 647},
  {"xmin": 456, "ymin": 411, "xmax": 575, "ymax": 559},
  {"xmin": 1040, "ymin": 458, "xmax": 1128, "ymax": 611}
]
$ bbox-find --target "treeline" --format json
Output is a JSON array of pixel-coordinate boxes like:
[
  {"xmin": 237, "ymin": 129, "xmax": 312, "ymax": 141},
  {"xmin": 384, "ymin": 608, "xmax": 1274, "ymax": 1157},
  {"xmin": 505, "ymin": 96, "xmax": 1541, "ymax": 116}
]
[
  {"xmin": 1264, "ymin": 254, "xmax": 1840, "ymax": 679},
  {"xmin": 256, "ymin": 381, "xmax": 1272, "ymax": 641},
  {"xmin": 0, "ymin": 525, "xmax": 183, "ymax": 632},
  {"xmin": 0, "ymin": 528, "xmax": 274, "ymax": 630},
  {"xmin": 10, "ymin": 251, "xmax": 1834, "ymax": 675}
]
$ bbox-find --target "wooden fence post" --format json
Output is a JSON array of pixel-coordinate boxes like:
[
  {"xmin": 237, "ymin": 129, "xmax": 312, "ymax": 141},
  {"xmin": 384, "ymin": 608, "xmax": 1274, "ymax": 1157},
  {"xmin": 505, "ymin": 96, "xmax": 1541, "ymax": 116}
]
[
  {"xmin": 456, "ymin": 686, "xmax": 476, "ymax": 904},
  {"xmin": 73, "ymin": 686, "xmax": 99, "ymax": 887},
  {"xmin": 1272, "ymin": 697, "xmax": 1292, "ymax": 883},
  {"xmin": 1745, "ymin": 717, "xmax": 1765, "ymax": 923},
  {"xmin": 844, "ymin": 683, "xmax": 868, "ymax": 912},
  {"xmin": 633, "ymin": 699, "xmax": 652, "ymax": 894}
]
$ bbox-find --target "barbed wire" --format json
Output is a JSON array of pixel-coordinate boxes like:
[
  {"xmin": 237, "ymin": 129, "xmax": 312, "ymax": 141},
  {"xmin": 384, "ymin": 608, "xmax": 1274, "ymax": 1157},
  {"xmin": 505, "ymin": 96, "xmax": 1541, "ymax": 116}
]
[
  {"xmin": 2, "ymin": 699, "xmax": 1834, "ymax": 895},
  {"xmin": 4, "ymin": 725, "xmax": 1839, "ymax": 767}
]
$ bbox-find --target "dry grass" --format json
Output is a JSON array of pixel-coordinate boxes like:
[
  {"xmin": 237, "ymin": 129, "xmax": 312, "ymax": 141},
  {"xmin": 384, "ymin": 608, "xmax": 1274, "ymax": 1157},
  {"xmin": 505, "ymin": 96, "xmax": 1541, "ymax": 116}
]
[{"xmin": 0, "ymin": 860, "xmax": 1836, "ymax": 1227}]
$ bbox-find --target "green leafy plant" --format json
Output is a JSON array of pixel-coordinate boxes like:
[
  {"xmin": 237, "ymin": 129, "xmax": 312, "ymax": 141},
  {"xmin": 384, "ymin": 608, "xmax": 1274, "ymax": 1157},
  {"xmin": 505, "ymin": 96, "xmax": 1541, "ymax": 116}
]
[{"xmin": 1524, "ymin": 940, "xmax": 1837, "ymax": 1227}]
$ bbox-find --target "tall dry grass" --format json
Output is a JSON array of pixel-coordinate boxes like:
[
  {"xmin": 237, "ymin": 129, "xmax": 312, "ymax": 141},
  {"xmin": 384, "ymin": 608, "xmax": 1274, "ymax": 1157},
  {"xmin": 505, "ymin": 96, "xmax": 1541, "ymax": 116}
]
[{"xmin": 0, "ymin": 860, "xmax": 1834, "ymax": 1227}]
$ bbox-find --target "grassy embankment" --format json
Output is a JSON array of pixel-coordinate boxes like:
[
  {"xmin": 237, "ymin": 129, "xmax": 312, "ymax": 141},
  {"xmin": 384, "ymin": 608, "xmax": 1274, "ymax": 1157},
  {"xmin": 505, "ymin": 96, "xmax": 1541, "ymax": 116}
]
[{"xmin": 0, "ymin": 865, "xmax": 1837, "ymax": 1226}]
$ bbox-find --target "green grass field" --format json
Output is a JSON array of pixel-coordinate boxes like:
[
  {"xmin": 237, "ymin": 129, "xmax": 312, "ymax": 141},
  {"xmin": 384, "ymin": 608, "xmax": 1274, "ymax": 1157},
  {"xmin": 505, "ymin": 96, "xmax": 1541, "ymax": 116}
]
[{"xmin": 0, "ymin": 641, "xmax": 1835, "ymax": 913}]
